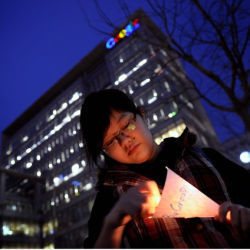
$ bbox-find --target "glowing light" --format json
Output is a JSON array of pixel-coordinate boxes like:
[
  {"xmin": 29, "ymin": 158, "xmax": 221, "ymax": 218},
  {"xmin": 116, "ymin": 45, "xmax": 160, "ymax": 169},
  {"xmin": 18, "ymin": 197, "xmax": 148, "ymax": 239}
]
[
  {"xmin": 81, "ymin": 160, "xmax": 86, "ymax": 167},
  {"xmin": 83, "ymin": 183, "xmax": 93, "ymax": 191},
  {"xmin": 72, "ymin": 163, "xmax": 80, "ymax": 175},
  {"xmin": 26, "ymin": 148, "xmax": 31, "ymax": 153},
  {"xmin": 17, "ymin": 155, "xmax": 21, "ymax": 161},
  {"xmin": 140, "ymin": 78, "xmax": 150, "ymax": 87},
  {"xmin": 168, "ymin": 111, "xmax": 177, "ymax": 118},
  {"xmin": 26, "ymin": 162, "xmax": 32, "ymax": 168},
  {"xmin": 53, "ymin": 177, "xmax": 60, "ymax": 186},
  {"xmin": 118, "ymin": 74, "xmax": 127, "ymax": 82},
  {"xmin": 169, "ymin": 131, "xmax": 179, "ymax": 137},
  {"xmin": 50, "ymin": 129, "xmax": 55, "ymax": 135},
  {"xmin": 106, "ymin": 18, "xmax": 140, "ymax": 49},
  {"xmin": 153, "ymin": 114, "xmax": 158, "ymax": 121},
  {"xmin": 37, "ymin": 170, "xmax": 41, "ymax": 177},
  {"xmin": 114, "ymin": 58, "xmax": 148, "ymax": 86},
  {"xmin": 22, "ymin": 136, "xmax": 29, "ymax": 142},
  {"xmin": 155, "ymin": 167, "xmax": 220, "ymax": 218},
  {"xmin": 62, "ymin": 102, "xmax": 68, "ymax": 109},
  {"xmin": 10, "ymin": 159, "xmax": 15, "ymax": 165},
  {"xmin": 69, "ymin": 92, "xmax": 80, "ymax": 104},
  {"xmin": 71, "ymin": 109, "xmax": 81, "ymax": 119},
  {"xmin": 79, "ymin": 142, "xmax": 84, "ymax": 148},
  {"xmin": 36, "ymin": 155, "xmax": 41, "ymax": 161},
  {"xmin": 138, "ymin": 59, "xmax": 147, "ymax": 67},
  {"xmin": 148, "ymin": 96, "xmax": 157, "ymax": 104},
  {"xmin": 74, "ymin": 187, "xmax": 79, "ymax": 196},
  {"xmin": 64, "ymin": 116, "xmax": 71, "ymax": 123},
  {"xmin": 240, "ymin": 151, "xmax": 250, "ymax": 163},
  {"xmin": 72, "ymin": 180, "xmax": 81, "ymax": 186}
]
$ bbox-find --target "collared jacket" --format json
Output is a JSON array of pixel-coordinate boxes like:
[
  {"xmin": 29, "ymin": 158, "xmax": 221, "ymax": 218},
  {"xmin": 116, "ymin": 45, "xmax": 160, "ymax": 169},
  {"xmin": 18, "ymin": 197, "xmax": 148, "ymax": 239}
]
[{"xmin": 84, "ymin": 130, "xmax": 250, "ymax": 248}]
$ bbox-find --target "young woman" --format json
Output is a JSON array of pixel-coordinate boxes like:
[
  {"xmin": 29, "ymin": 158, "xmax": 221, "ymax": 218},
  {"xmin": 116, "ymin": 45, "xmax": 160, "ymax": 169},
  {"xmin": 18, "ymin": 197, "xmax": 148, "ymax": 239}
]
[{"xmin": 80, "ymin": 89, "xmax": 250, "ymax": 248}]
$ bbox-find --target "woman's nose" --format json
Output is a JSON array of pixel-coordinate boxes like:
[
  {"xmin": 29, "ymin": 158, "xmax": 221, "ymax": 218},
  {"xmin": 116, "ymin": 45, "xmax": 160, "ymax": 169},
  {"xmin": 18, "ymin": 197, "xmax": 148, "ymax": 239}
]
[{"xmin": 117, "ymin": 132, "xmax": 132, "ymax": 146}]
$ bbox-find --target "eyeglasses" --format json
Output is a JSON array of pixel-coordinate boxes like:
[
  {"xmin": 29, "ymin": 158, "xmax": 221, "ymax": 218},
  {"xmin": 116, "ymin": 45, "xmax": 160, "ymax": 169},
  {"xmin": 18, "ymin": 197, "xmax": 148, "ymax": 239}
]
[{"xmin": 102, "ymin": 113, "xmax": 136, "ymax": 153}]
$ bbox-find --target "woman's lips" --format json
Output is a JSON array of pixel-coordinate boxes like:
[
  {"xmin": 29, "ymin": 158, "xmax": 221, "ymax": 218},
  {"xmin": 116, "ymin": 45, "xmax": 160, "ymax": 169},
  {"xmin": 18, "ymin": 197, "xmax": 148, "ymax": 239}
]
[{"xmin": 128, "ymin": 144, "xmax": 140, "ymax": 156}]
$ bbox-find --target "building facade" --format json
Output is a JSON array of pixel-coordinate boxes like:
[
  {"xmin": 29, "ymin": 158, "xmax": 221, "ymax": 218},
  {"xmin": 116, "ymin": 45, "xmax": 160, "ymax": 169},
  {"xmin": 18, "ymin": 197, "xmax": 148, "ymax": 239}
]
[{"xmin": 0, "ymin": 9, "xmax": 220, "ymax": 248}]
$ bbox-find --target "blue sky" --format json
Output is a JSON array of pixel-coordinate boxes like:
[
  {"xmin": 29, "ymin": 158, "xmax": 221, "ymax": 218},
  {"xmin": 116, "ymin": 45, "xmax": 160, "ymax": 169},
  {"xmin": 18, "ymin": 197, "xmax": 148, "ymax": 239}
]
[{"xmin": 0, "ymin": 0, "xmax": 246, "ymax": 153}]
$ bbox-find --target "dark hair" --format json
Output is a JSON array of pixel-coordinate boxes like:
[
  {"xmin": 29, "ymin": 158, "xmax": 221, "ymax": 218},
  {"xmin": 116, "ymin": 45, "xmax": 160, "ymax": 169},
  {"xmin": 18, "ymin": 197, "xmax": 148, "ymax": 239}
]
[{"xmin": 80, "ymin": 89, "xmax": 142, "ymax": 164}]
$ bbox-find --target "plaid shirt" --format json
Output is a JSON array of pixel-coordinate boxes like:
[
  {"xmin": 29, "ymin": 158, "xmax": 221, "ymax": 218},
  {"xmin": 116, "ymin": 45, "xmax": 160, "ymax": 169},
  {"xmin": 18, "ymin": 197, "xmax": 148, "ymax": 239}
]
[{"xmin": 103, "ymin": 146, "xmax": 239, "ymax": 248}]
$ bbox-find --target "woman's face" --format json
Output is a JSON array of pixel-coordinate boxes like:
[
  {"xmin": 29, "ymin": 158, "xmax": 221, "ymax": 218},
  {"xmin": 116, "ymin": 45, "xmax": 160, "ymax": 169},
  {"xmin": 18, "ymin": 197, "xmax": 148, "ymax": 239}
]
[{"xmin": 102, "ymin": 109, "xmax": 158, "ymax": 164}]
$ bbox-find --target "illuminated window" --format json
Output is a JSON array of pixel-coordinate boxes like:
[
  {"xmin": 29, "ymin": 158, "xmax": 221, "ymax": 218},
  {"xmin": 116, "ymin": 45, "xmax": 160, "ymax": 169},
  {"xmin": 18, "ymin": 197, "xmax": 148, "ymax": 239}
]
[
  {"xmin": 26, "ymin": 148, "xmax": 31, "ymax": 154},
  {"xmin": 6, "ymin": 145, "xmax": 13, "ymax": 155},
  {"xmin": 71, "ymin": 109, "xmax": 81, "ymax": 119},
  {"xmin": 72, "ymin": 163, "xmax": 80, "ymax": 175},
  {"xmin": 53, "ymin": 177, "xmax": 60, "ymax": 187},
  {"xmin": 49, "ymin": 163, "xmax": 53, "ymax": 169},
  {"xmin": 69, "ymin": 92, "xmax": 81, "ymax": 104},
  {"xmin": 164, "ymin": 81, "xmax": 171, "ymax": 92},
  {"xmin": 154, "ymin": 123, "xmax": 186, "ymax": 145},
  {"xmin": 36, "ymin": 170, "xmax": 41, "ymax": 177},
  {"xmin": 77, "ymin": 122, "xmax": 81, "ymax": 130},
  {"xmin": 26, "ymin": 162, "xmax": 32, "ymax": 169},
  {"xmin": 153, "ymin": 114, "xmax": 158, "ymax": 121},
  {"xmin": 3, "ymin": 221, "xmax": 39, "ymax": 237},
  {"xmin": 65, "ymin": 149, "xmax": 70, "ymax": 158},
  {"xmin": 81, "ymin": 160, "xmax": 86, "ymax": 167},
  {"xmin": 22, "ymin": 136, "xmax": 29, "ymax": 143},
  {"xmin": 74, "ymin": 187, "xmax": 79, "ymax": 196},
  {"xmin": 64, "ymin": 192, "xmax": 70, "ymax": 203},
  {"xmin": 42, "ymin": 220, "xmax": 58, "ymax": 238},
  {"xmin": 140, "ymin": 78, "xmax": 150, "ymax": 87},
  {"xmin": 44, "ymin": 243, "xmax": 55, "ymax": 249},
  {"xmin": 83, "ymin": 182, "xmax": 93, "ymax": 191},
  {"xmin": 61, "ymin": 152, "xmax": 65, "ymax": 162},
  {"xmin": 147, "ymin": 89, "xmax": 158, "ymax": 104}
]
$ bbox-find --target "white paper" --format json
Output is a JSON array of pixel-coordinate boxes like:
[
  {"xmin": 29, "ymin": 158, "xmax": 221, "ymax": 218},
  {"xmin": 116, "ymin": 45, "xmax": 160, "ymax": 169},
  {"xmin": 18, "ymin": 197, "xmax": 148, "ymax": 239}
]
[{"xmin": 154, "ymin": 167, "xmax": 219, "ymax": 218}]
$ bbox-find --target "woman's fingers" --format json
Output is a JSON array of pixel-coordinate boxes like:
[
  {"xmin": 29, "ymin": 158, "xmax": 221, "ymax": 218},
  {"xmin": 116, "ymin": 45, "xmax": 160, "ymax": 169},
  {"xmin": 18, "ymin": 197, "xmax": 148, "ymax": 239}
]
[
  {"xmin": 218, "ymin": 201, "xmax": 232, "ymax": 223},
  {"xmin": 123, "ymin": 181, "xmax": 160, "ymax": 217},
  {"xmin": 218, "ymin": 202, "xmax": 250, "ymax": 242}
]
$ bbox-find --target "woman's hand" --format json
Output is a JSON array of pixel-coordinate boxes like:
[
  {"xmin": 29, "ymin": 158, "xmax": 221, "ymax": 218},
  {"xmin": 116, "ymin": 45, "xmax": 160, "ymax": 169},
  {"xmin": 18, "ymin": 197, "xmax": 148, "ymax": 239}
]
[
  {"xmin": 94, "ymin": 181, "xmax": 160, "ymax": 248},
  {"xmin": 217, "ymin": 201, "xmax": 250, "ymax": 242},
  {"xmin": 106, "ymin": 181, "xmax": 160, "ymax": 228}
]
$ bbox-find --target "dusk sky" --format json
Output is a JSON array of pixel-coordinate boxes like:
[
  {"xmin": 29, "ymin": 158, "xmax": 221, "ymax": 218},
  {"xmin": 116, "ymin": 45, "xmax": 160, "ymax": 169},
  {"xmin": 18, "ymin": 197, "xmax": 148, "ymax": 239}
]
[{"xmin": 0, "ymin": 0, "xmax": 246, "ymax": 154}]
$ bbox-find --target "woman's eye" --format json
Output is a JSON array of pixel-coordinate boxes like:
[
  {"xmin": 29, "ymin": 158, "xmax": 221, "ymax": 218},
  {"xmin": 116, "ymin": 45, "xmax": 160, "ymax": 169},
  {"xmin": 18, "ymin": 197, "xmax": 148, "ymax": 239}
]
[
  {"xmin": 106, "ymin": 139, "xmax": 114, "ymax": 147},
  {"xmin": 124, "ymin": 121, "xmax": 130, "ymax": 129}
]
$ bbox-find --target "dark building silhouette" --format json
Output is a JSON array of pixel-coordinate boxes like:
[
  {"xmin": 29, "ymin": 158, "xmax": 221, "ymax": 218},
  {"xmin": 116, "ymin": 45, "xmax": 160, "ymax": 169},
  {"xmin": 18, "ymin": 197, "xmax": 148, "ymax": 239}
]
[{"xmin": 0, "ymin": 9, "xmax": 222, "ymax": 248}]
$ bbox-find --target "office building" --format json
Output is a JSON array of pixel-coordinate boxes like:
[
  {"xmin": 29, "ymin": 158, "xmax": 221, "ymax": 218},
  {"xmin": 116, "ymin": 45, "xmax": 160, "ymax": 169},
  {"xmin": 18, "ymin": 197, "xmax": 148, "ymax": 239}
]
[{"xmin": 0, "ymin": 9, "xmax": 220, "ymax": 248}]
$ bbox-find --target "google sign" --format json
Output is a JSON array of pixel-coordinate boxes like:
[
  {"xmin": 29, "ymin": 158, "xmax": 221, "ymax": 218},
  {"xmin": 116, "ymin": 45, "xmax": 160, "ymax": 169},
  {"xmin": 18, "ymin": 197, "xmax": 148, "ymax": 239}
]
[{"xmin": 106, "ymin": 18, "xmax": 140, "ymax": 49}]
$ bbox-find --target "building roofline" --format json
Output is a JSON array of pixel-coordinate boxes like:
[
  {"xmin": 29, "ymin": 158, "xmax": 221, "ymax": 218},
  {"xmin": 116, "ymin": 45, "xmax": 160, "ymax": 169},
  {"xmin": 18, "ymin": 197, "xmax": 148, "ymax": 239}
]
[
  {"xmin": 3, "ymin": 8, "xmax": 167, "ymax": 137},
  {"xmin": 3, "ymin": 41, "xmax": 106, "ymax": 136}
]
